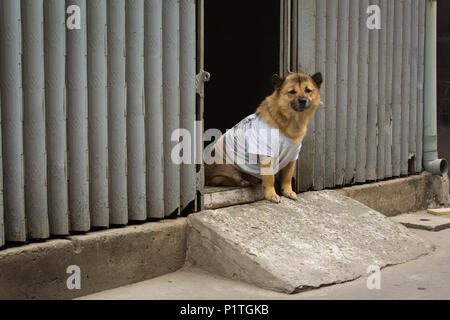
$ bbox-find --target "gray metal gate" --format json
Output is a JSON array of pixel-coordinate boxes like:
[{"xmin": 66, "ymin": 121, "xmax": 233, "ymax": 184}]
[
  {"xmin": 0, "ymin": 0, "xmax": 199, "ymax": 246},
  {"xmin": 285, "ymin": 0, "xmax": 426, "ymax": 191},
  {"xmin": 0, "ymin": 0, "xmax": 436, "ymax": 249}
]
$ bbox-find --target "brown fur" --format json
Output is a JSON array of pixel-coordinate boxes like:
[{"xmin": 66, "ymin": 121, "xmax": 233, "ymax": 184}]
[
  {"xmin": 256, "ymin": 73, "xmax": 322, "ymax": 145},
  {"xmin": 204, "ymin": 72, "xmax": 323, "ymax": 203}
]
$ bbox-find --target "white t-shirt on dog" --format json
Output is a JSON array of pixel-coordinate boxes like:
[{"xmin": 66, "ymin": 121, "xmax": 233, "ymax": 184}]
[{"xmin": 204, "ymin": 114, "xmax": 302, "ymax": 178}]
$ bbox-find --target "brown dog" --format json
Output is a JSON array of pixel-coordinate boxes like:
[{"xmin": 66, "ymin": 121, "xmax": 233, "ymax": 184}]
[{"xmin": 204, "ymin": 72, "xmax": 323, "ymax": 203}]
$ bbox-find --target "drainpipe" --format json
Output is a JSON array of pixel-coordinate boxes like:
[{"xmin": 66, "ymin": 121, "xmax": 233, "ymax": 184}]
[{"xmin": 423, "ymin": 0, "xmax": 449, "ymax": 175}]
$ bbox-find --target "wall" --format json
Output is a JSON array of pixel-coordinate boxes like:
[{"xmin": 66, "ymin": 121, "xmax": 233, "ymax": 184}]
[
  {"xmin": 0, "ymin": 0, "xmax": 198, "ymax": 246},
  {"xmin": 295, "ymin": 0, "xmax": 426, "ymax": 192}
]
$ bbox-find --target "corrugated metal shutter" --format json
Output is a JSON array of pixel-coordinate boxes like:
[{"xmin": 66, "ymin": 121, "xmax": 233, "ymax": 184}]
[
  {"xmin": 0, "ymin": 0, "xmax": 198, "ymax": 245},
  {"xmin": 293, "ymin": 0, "xmax": 425, "ymax": 191}
]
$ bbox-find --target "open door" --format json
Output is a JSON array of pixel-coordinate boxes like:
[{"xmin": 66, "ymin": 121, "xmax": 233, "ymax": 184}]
[
  {"xmin": 203, "ymin": 1, "xmax": 281, "ymax": 134},
  {"xmin": 199, "ymin": 0, "xmax": 295, "ymax": 209},
  {"xmin": 195, "ymin": 0, "xmax": 209, "ymax": 212}
]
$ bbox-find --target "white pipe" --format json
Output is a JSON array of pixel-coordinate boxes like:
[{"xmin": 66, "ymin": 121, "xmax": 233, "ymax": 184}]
[{"xmin": 423, "ymin": 0, "xmax": 448, "ymax": 175}]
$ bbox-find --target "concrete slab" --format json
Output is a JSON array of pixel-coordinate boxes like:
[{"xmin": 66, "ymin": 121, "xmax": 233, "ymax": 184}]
[
  {"xmin": 202, "ymin": 172, "xmax": 449, "ymax": 216},
  {"xmin": 186, "ymin": 191, "xmax": 434, "ymax": 293},
  {"xmin": 78, "ymin": 229, "xmax": 450, "ymax": 300},
  {"xmin": 0, "ymin": 219, "xmax": 187, "ymax": 299},
  {"xmin": 390, "ymin": 211, "xmax": 450, "ymax": 231},
  {"xmin": 335, "ymin": 172, "xmax": 449, "ymax": 217}
]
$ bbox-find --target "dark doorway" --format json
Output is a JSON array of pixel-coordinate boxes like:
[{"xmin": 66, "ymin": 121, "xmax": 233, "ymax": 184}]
[
  {"xmin": 204, "ymin": 1, "xmax": 280, "ymax": 133},
  {"xmin": 437, "ymin": 1, "xmax": 450, "ymax": 193}
]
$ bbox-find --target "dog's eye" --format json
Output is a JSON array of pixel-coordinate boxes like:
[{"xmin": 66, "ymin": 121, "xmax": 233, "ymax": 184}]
[
  {"xmin": 288, "ymin": 89, "xmax": 296, "ymax": 94},
  {"xmin": 305, "ymin": 87, "xmax": 312, "ymax": 93}
]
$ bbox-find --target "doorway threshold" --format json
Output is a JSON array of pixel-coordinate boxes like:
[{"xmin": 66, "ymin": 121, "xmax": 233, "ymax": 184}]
[{"xmin": 203, "ymin": 185, "xmax": 264, "ymax": 210}]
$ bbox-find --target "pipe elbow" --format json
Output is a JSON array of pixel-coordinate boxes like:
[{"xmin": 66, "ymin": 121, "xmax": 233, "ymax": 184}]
[{"xmin": 423, "ymin": 158, "xmax": 449, "ymax": 176}]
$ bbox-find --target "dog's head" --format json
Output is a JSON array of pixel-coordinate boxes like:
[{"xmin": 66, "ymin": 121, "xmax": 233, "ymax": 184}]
[{"xmin": 271, "ymin": 72, "xmax": 322, "ymax": 113}]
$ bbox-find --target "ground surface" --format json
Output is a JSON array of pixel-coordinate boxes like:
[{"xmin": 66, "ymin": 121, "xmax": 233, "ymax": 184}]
[{"xmin": 80, "ymin": 226, "xmax": 450, "ymax": 300}]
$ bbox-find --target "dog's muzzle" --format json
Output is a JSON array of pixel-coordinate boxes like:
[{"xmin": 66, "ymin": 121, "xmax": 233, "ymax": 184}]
[{"xmin": 291, "ymin": 97, "xmax": 310, "ymax": 112}]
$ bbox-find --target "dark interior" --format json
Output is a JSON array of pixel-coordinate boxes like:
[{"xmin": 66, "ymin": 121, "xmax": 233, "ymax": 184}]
[
  {"xmin": 204, "ymin": 1, "xmax": 280, "ymax": 134},
  {"xmin": 437, "ymin": 1, "xmax": 450, "ymax": 185}
]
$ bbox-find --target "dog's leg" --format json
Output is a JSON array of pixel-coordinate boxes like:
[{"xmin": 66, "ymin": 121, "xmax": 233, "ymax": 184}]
[
  {"xmin": 205, "ymin": 164, "xmax": 250, "ymax": 187},
  {"xmin": 208, "ymin": 175, "xmax": 248, "ymax": 187},
  {"xmin": 259, "ymin": 155, "xmax": 280, "ymax": 203},
  {"xmin": 280, "ymin": 161, "xmax": 297, "ymax": 201}
]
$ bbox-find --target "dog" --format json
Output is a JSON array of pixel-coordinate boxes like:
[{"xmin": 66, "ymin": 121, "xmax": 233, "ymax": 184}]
[{"xmin": 203, "ymin": 72, "xmax": 323, "ymax": 203}]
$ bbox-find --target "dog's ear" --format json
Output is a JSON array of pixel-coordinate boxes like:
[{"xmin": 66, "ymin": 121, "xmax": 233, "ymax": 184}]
[
  {"xmin": 272, "ymin": 74, "xmax": 284, "ymax": 90},
  {"xmin": 311, "ymin": 72, "xmax": 323, "ymax": 89}
]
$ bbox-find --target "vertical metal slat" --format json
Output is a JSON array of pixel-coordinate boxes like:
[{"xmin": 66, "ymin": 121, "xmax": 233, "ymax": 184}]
[
  {"xmin": 126, "ymin": 0, "xmax": 146, "ymax": 221},
  {"xmin": 291, "ymin": 0, "xmax": 299, "ymax": 73},
  {"xmin": 335, "ymin": 0, "xmax": 349, "ymax": 186},
  {"xmin": 279, "ymin": 0, "xmax": 292, "ymax": 76},
  {"xmin": 416, "ymin": 0, "xmax": 425, "ymax": 173},
  {"xmin": 377, "ymin": 0, "xmax": 387, "ymax": 180},
  {"xmin": 391, "ymin": 0, "xmax": 403, "ymax": 177},
  {"xmin": 313, "ymin": 0, "xmax": 326, "ymax": 190},
  {"xmin": 180, "ymin": 0, "xmax": 196, "ymax": 211},
  {"xmin": 45, "ymin": 0, "xmax": 69, "ymax": 235},
  {"xmin": 87, "ymin": 0, "xmax": 109, "ymax": 227},
  {"xmin": 162, "ymin": 0, "xmax": 180, "ymax": 216},
  {"xmin": 279, "ymin": 0, "xmax": 285, "ymax": 76},
  {"xmin": 195, "ymin": 0, "xmax": 206, "ymax": 210},
  {"xmin": 107, "ymin": 0, "xmax": 128, "ymax": 225},
  {"xmin": 345, "ymin": 0, "xmax": 359, "ymax": 185},
  {"xmin": 366, "ymin": 0, "xmax": 379, "ymax": 181},
  {"xmin": 356, "ymin": 0, "xmax": 369, "ymax": 183},
  {"xmin": 400, "ymin": 0, "xmax": 411, "ymax": 176},
  {"xmin": 144, "ymin": 0, "xmax": 164, "ymax": 218},
  {"xmin": 297, "ymin": 0, "xmax": 316, "ymax": 192},
  {"xmin": 66, "ymin": 0, "xmax": 90, "ymax": 231},
  {"xmin": 0, "ymin": 0, "xmax": 26, "ymax": 242},
  {"xmin": 22, "ymin": 0, "xmax": 49, "ymax": 239},
  {"xmin": 324, "ymin": 0, "xmax": 338, "ymax": 188},
  {"xmin": 409, "ymin": 0, "xmax": 419, "ymax": 174},
  {"xmin": 285, "ymin": 0, "xmax": 291, "ymax": 74},
  {"xmin": 384, "ymin": 0, "xmax": 395, "ymax": 178}
]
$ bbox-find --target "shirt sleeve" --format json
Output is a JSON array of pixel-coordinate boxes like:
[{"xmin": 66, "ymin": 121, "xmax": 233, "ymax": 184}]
[{"xmin": 292, "ymin": 143, "xmax": 302, "ymax": 160}]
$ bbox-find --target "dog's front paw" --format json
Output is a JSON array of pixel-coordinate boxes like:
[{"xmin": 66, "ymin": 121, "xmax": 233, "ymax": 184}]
[
  {"xmin": 282, "ymin": 191, "xmax": 298, "ymax": 201},
  {"xmin": 265, "ymin": 193, "xmax": 281, "ymax": 204}
]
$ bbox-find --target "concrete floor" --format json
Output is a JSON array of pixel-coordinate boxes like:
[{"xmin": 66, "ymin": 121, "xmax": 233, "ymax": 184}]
[{"xmin": 80, "ymin": 227, "xmax": 450, "ymax": 300}]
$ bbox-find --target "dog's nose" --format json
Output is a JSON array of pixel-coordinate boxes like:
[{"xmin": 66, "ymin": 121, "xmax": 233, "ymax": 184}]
[{"xmin": 298, "ymin": 98, "xmax": 307, "ymax": 106}]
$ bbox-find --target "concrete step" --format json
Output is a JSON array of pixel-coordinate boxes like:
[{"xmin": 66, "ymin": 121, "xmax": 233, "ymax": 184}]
[
  {"xmin": 390, "ymin": 211, "xmax": 450, "ymax": 232},
  {"xmin": 79, "ymin": 228, "xmax": 450, "ymax": 300},
  {"xmin": 186, "ymin": 191, "xmax": 434, "ymax": 294}
]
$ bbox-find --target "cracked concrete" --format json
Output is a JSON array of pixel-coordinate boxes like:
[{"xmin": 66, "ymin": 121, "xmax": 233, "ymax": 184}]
[
  {"xmin": 185, "ymin": 191, "xmax": 434, "ymax": 293},
  {"xmin": 79, "ymin": 228, "xmax": 450, "ymax": 300}
]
